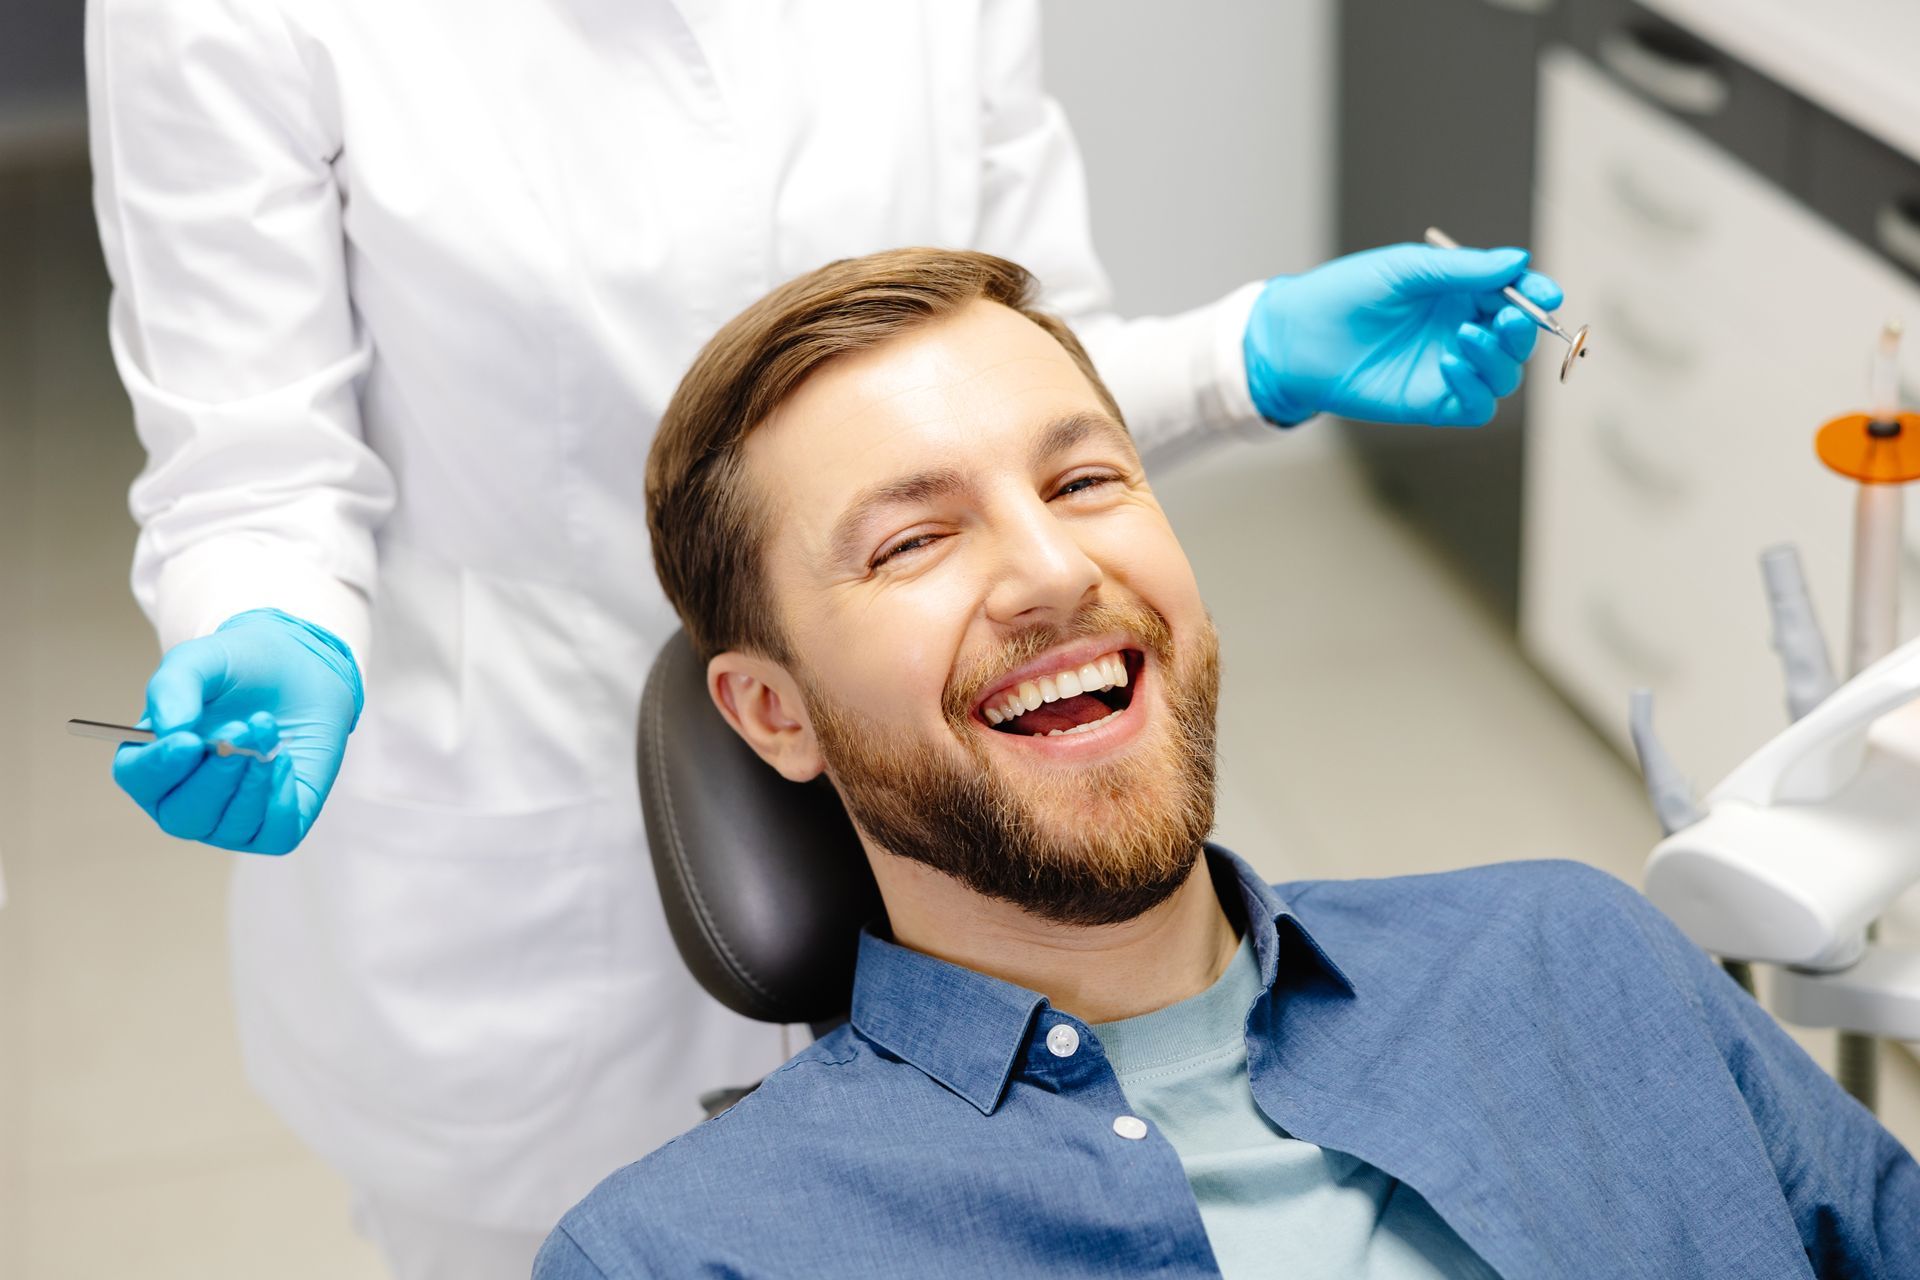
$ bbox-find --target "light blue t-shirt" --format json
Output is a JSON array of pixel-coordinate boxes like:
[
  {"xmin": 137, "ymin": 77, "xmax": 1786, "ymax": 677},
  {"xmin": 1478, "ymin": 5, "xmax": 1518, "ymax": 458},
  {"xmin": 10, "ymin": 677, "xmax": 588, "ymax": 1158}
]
[{"xmin": 1092, "ymin": 934, "xmax": 1501, "ymax": 1280}]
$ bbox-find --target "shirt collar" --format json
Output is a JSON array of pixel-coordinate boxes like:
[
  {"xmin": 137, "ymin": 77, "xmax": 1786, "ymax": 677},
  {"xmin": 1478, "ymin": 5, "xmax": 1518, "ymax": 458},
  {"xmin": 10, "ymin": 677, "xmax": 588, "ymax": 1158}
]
[{"xmin": 849, "ymin": 843, "xmax": 1357, "ymax": 1115}]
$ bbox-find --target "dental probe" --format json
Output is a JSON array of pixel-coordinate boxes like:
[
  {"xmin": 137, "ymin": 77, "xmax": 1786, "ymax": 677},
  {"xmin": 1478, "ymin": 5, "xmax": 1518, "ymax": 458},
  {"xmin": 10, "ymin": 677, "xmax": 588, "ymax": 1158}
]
[
  {"xmin": 1423, "ymin": 226, "xmax": 1590, "ymax": 383},
  {"xmin": 66, "ymin": 717, "xmax": 283, "ymax": 762}
]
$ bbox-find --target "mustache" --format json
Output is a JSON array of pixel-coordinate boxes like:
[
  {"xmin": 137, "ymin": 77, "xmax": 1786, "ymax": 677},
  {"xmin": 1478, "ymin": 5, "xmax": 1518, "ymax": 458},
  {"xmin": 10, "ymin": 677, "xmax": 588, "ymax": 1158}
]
[{"xmin": 940, "ymin": 600, "xmax": 1175, "ymax": 728}]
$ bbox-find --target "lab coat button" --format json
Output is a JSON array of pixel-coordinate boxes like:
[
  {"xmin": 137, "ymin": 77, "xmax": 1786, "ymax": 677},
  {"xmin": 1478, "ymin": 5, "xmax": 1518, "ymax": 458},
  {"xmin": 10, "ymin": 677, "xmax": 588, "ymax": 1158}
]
[
  {"xmin": 1112, "ymin": 1115, "xmax": 1148, "ymax": 1140},
  {"xmin": 1046, "ymin": 1024, "xmax": 1080, "ymax": 1058}
]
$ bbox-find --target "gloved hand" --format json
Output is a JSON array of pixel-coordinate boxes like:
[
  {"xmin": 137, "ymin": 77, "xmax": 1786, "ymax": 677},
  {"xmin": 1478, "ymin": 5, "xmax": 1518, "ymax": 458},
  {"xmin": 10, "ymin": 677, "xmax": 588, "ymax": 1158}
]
[
  {"xmin": 1243, "ymin": 243, "xmax": 1565, "ymax": 428},
  {"xmin": 112, "ymin": 608, "xmax": 364, "ymax": 855}
]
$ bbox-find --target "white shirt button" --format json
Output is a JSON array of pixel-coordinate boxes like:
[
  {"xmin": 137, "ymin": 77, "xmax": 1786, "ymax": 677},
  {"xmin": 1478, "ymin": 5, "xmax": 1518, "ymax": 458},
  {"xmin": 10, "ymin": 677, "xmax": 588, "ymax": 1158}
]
[
  {"xmin": 1112, "ymin": 1115, "xmax": 1149, "ymax": 1141},
  {"xmin": 1045, "ymin": 1024, "xmax": 1080, "ymax": 1058}
]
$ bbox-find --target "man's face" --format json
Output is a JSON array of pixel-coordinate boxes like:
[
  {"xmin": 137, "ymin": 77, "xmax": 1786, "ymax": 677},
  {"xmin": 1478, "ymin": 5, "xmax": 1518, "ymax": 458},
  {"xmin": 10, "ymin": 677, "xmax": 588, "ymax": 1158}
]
[{"xmin": 733, "ymin": 299, "xmax": 1219, "ymax": 925}]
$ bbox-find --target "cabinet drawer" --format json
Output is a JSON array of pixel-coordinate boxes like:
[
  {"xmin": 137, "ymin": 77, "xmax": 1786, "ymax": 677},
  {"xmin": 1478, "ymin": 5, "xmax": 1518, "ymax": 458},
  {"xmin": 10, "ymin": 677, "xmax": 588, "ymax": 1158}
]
[
  {"xmin": 1520, "ymin": 432, "xmax": 1817, "ymax": 781},
  {"xmin": 1538, "ymin": 51, "xmax": 1798, "ymax": 296},
  {"xmin": 1536, "ymin": 58, "xmax": 1720, "ymax": 281},
  {"xmin": 1624, "ymin": 528, "xmax": 1920, "ymax": 783},
  {"xmin": 1520, "ymin": 492, "xmax": 1720, "ymax": 765},
  {"xmin": 1554, "ymin": 0, "xmax": 1800, "ymax": 187},
  {"xmin": 1803, "ymin": 106, "xmax": 1920, "ymax": 289}
]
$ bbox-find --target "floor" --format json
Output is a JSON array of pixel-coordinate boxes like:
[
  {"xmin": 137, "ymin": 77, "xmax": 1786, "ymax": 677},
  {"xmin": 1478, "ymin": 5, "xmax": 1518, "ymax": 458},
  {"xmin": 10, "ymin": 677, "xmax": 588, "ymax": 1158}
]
[{"xmin": 2, "ymin": 164, "xmax": 1916, "ymax": 1280}]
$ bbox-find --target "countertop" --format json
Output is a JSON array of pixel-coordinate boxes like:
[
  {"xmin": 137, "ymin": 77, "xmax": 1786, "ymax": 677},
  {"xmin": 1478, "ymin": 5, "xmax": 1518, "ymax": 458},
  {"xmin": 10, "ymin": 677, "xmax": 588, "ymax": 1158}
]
[{"xmin": 1643, "ymin": 0, "xmax": 1920, "ymax": 164}]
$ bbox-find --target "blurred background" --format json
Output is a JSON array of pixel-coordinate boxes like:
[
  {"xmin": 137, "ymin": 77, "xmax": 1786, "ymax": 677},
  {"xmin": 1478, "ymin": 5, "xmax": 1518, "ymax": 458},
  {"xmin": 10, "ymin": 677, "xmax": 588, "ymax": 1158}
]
[{"xmin": 4, "ymin": 1, "xmax": 1919, "ymax": 1274}]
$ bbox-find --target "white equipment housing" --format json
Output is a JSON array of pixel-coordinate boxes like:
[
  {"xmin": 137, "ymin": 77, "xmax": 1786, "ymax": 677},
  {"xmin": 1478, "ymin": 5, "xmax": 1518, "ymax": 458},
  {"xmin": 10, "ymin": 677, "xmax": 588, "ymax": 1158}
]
[{"xmin": 1645, "ymin": 635, "xmax": 1920, "ymax": 1042}]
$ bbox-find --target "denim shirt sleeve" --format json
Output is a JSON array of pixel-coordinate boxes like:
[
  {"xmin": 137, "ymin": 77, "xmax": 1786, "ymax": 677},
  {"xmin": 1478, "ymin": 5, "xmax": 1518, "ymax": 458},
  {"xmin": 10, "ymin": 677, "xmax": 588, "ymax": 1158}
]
[
  {"xmin": 533, "ymin": 1225, "xmax": 611, "ymax": 1280},
  {"xmin": 1619, "ymin": 878, "xmax": 1920, "ymax": 1275}
]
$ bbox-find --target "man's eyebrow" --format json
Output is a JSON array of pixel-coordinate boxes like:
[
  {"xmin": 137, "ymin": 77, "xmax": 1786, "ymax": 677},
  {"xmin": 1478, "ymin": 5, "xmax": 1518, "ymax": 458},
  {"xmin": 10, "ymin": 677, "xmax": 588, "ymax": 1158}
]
[
  {"xmin": 826, "ymin": 467, "xmax": 969, "ymax": 569},
  {"xmin": 1030, "ymin": 410, "xmax": 1133, "ymax": 466}
]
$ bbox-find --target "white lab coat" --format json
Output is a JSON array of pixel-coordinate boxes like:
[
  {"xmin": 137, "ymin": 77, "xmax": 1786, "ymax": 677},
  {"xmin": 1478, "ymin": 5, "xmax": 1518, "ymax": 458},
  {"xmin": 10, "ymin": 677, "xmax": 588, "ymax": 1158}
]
[{"xmin": 86, "ymin": 0, "xmax": 1272, "ymax": 1231}]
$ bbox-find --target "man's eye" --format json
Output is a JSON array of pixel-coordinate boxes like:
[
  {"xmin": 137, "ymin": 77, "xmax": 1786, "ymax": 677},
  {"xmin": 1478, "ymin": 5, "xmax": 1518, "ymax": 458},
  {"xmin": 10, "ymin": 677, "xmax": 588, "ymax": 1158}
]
[
  {"xmin": 868, "ymin": 477, "xmax": 1115, "ymax": 570},
  {"xmin": 1055, "ymin": 474, "xmax": 1114, "ymax": 498},
  {"xmin": 872, "ymin": 533, "xmax": 941, "ymax": 568}
]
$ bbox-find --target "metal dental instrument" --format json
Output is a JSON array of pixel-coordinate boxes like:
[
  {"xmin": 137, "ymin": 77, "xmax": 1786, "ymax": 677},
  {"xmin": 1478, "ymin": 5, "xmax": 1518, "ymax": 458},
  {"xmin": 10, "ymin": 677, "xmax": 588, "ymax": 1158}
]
[
  {"xmin": 1423, "ymin": 226, "xmax": 1590, "ymax": 383},
  {"xmin": 66, "ymin": 717, "xmax": 283, "ymax": 762}
]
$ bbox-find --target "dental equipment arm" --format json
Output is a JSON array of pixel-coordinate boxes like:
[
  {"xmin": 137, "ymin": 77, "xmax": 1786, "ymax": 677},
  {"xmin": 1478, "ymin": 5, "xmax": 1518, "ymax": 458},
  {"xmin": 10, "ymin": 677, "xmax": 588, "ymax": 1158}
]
[{"xmin": 1643, "ymin": 631, "xmax": 1920, "ymax": 1038}]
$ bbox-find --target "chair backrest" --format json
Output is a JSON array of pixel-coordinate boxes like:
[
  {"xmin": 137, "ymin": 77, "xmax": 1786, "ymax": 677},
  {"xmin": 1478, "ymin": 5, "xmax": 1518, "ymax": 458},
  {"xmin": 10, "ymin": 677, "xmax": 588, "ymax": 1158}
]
[{"xmin": 638, "ymin": 629, "xmax": 882, "ymax": 1025}]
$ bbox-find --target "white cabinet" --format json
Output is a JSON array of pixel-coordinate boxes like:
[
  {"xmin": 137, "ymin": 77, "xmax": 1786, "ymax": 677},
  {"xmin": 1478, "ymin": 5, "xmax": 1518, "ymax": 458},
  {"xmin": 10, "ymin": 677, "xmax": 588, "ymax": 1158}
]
[{"xmin": 1523, "ymin": 50, "xmax": 1920, "ymax": 786}]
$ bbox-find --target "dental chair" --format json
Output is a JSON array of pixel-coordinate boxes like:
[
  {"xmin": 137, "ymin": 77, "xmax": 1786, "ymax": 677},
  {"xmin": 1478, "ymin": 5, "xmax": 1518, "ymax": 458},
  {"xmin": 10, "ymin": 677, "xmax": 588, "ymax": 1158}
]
[{"xmin": 637, "ymin": 629, "xmax": 882, "ymax": 1113}]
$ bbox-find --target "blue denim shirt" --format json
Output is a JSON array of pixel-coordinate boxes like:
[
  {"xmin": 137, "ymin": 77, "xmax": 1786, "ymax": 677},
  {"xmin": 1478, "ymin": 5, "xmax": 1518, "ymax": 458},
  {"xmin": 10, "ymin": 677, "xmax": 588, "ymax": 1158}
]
[{"xmin": 538, "ymin": 848, "xmax": 1919, "ymax": 1278}]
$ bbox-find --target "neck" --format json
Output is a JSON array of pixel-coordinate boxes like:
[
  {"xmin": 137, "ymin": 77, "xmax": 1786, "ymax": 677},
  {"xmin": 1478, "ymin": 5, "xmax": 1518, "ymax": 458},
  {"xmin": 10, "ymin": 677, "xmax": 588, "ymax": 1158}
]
[{"xmin": 871, "ymin": 851, "xmax": 1240, "ymax": 1023}]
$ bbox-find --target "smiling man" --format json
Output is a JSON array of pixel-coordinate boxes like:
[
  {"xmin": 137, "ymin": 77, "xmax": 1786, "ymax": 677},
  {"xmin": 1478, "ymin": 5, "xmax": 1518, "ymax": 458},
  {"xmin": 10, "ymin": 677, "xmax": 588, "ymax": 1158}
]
[{"xmin": 536, "ymin": 249, "xmax": 1917, "ymax": 1279}]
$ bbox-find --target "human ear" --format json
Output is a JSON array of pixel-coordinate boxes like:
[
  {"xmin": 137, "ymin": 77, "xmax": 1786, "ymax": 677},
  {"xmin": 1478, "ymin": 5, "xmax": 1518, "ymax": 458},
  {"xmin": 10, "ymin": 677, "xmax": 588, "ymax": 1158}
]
[{"xmin": 707, "ymin": 652, "xmax": 825, "ymax": 783}]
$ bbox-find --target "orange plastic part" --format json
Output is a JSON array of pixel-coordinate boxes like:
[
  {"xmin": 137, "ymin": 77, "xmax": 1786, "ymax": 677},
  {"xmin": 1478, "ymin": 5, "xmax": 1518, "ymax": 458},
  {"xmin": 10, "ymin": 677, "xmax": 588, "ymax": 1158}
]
[{"xmin": 1815, "ymin": 412, "xmax": 1920, "ymax": 484}]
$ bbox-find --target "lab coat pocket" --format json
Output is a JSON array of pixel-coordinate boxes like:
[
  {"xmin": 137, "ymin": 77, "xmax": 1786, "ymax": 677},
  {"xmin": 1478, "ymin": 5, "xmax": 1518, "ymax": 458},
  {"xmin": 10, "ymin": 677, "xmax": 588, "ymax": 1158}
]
[
  {"xmin": 347, "ymin": 547, "xmax": 646, "ymax": 813},
  {"xmin": 232, "ymin": 791, "xmax": 617, "ymax": 1132}
]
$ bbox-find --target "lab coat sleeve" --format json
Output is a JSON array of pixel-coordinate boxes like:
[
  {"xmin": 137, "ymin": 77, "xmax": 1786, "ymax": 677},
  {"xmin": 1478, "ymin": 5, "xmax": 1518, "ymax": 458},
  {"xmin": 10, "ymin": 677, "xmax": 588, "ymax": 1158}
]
[
  {"xmin": 1619, "ymin": 876, "xmax": 1920, "ymax": 1274},
  {"xmin": 86, "ymin": 0, "xmax": 393, "ymax": 662},
  {"xmin": 974, "ymin": 0, "xmax": 1275, "ymax": 470}
]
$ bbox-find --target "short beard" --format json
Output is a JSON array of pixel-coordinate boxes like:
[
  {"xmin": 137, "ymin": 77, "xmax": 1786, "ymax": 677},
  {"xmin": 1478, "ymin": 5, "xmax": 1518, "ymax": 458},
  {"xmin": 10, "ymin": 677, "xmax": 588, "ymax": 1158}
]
[{"xmin": 801, "ymin": 602, "xmax": 1220, "ymax": 927}]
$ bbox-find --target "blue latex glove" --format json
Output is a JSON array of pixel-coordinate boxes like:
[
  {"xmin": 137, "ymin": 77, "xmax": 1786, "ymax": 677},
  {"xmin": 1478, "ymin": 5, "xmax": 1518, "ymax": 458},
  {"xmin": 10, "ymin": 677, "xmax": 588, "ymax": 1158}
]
[
  {"xmin": 1244, "ymin": 242, "xmax": 1566, "ymax": 428},
  {"xmin": 112, "ymin": 608, "xmax": 363, "ymax": 855}
]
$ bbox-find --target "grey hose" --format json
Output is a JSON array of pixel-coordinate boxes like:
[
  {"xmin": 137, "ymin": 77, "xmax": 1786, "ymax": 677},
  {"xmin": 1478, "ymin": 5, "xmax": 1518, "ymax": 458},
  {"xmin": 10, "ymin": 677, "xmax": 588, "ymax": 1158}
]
[
  {"xmin": 1762, "ymin": 545, "xmax": 1838, "ymax": 721},
  {"xmin": 1627, "ymin": 691, "xmax": 1753, "ymax": 994},
  {"xmin": 1628, "ymin": 689, "xmax": 1701, "ymax": 837}
]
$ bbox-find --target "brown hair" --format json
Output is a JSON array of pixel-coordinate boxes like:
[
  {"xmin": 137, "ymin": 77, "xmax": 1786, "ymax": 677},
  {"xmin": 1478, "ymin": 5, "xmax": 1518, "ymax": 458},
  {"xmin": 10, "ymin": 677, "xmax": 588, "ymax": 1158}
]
[{"xmin": 647, "ymin": 247, "xmax": 1126, "ymax": 663}]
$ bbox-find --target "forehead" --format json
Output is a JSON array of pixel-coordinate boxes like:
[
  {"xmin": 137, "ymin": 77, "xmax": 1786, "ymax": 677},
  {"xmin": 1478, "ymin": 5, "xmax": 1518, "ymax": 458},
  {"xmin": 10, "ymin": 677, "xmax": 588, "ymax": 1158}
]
[{"xmin": 744, "ymin": 299, "xmax": 1121, "ymax": 555}]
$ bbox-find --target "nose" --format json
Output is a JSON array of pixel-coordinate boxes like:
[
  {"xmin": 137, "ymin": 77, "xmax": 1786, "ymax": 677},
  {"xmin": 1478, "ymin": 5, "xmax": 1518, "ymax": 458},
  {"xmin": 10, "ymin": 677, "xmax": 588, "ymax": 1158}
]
[{"xmin": 981, "ymin": 490, "xmax": 1102, "ymax": 626}]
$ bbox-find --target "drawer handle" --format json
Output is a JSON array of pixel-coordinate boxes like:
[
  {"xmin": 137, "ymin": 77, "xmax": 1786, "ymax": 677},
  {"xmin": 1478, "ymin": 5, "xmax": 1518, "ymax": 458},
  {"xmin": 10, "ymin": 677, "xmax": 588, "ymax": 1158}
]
[
  {"xmin": 1598, "ymin": 28, "xmax": 1729, "ymax": 117},
  {"xmin": 1480, "ymin": 0, "xmax": 1554, "ymax": 13},
  {"xmin": 1588, "ymin": 596, "xmax": 1679, "ymax": 682},
  {"xmin": 1874, "ymin": 198, "xmax": 1920, "ymax": 277},
  {"xmin": 1596, "ymin": 296, "xmax": 1697, "ymax": 373},
  {"xmin": 1594, "ymin": 413, "xmax": 1689, "ymax": 500},
  {"xmin": 1607, "ymin": 165, "xmax": 1706, "ymax": 238}
]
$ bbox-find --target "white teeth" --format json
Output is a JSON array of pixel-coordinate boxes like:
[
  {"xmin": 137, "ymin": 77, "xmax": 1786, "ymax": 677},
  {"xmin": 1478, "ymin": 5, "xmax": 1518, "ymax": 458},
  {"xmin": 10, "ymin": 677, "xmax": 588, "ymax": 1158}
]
[
  {"xmin": 981, "ymin": 650, "xmax": 1133, "ymax": 726},
  {"xmin": 1044, "ymin": 708, "xmax": 1121, "ymax": 737}
]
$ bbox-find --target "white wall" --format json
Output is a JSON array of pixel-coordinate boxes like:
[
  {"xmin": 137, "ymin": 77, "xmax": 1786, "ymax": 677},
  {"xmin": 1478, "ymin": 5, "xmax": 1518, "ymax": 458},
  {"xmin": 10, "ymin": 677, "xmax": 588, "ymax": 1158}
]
[{"xmin": 1038, "ymin": 0, "xmax": 1335, "ymax": 317}]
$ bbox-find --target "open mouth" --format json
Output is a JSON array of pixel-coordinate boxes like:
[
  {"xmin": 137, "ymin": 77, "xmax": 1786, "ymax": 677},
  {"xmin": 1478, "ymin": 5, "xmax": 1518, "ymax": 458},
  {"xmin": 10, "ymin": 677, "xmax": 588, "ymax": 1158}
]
[{"xmin": 976, "ymin": 649, "xmax": 1145, "ymax": 738}]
